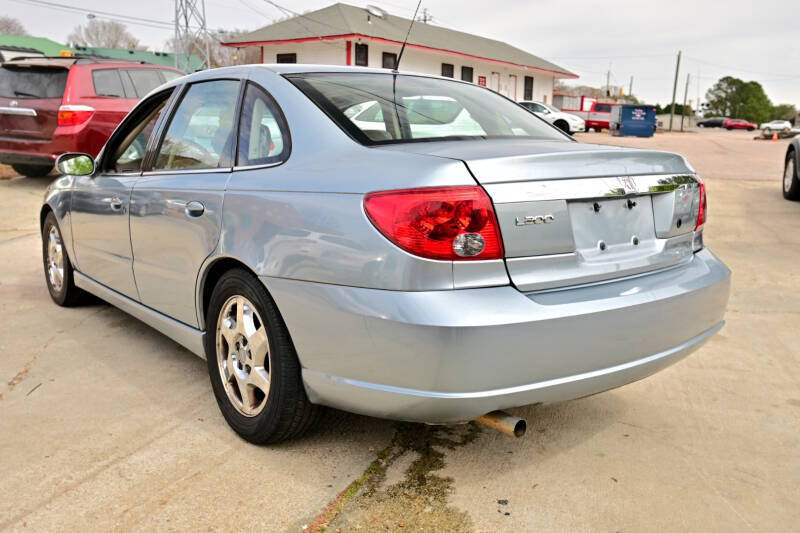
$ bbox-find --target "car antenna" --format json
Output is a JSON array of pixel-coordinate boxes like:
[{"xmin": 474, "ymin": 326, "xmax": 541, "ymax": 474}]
[{"xmin": 394, "ymin": 0, "xmax": 422, "ymax": 72}]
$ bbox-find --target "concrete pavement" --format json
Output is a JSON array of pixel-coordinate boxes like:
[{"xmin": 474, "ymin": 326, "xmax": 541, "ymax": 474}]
[{"xmin": 1, "ymin": 129, "xmax": 798, "ymax": 531}]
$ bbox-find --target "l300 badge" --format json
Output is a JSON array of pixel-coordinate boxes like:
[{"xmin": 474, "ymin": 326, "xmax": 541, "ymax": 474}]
[{"xmin": 515, "ymin": 214, "xmax": 555, "ymax": 226}]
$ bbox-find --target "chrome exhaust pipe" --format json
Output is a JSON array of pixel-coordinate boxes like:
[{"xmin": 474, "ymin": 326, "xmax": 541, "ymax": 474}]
[{"xmin": 476, "ymin": 410, "xmax": 527, "ymax": 438}]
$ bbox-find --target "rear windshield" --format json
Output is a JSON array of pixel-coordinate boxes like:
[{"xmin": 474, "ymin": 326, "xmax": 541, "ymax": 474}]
[
  {"xmin": 287, "ymin": 72, "xmax": 567, "ymax": 145},
  {"xmin": 0, "ymin": 66, "xmax": 68, "ymax": 99}
]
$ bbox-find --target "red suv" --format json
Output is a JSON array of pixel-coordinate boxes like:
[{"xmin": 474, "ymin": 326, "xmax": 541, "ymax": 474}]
[
  {"xmin": 0, "ymin": 56, "xmax": 182, "ymax": 177},
  {"xmin": 723, "ymin": 118, "xmax": 756, "ymax": 131}
]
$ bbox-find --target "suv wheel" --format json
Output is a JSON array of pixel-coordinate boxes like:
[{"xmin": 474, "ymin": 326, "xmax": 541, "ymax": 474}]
[
  {"xmin": 13, "ymin": 163, "xmax": 53, "ymax": 178},
  {"xmin": 205, "ymin": 269, "xmax": 319, "ymax": 443},
  {"xmin": 784, "ymin": 151, "xmax": 800, "ymax": 200}
]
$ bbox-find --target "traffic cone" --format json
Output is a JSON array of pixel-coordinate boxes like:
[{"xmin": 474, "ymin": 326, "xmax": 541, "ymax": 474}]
[{"xmin": 772, "ymin": 132, "xmax": 778, "ymax": 142}]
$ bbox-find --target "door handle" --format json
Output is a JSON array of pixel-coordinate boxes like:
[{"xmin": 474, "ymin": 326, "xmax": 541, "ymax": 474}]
[
  {"xmin": 185, "ymin": 201, "xmax": 205, "ymax": 217},
  {"xmin": 108, "ymin": 197, "xmax": 123, "ymax": 211}
]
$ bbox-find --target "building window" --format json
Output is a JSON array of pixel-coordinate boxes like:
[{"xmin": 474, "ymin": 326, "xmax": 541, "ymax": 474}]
[
  {"xmin": 461, "ymin": 66, "xmax": 473, "ymax": 83},
  {"xmin": 441, "ymin": 63, "xmax": 454, "ymax": 78},
  {"xmin": 276, "ymin": 53, "xmax": 296, "ymax": 64},
  {"xmin": 524, "ymin": 76, "xmax": 534, "ymax": 100},
  {"xmin": 382, "ymin": 52, "xmax": 397, "ymax": 69},
  {"xmin": 355, "ymin": 43, "xmax": 368, "ymax": 66}
]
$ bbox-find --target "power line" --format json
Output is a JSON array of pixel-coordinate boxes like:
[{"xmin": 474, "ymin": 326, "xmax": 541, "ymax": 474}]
[
  {"xmin": 684, "ymin": 55, "xmax": 796, "ymax": 79},
  {"xmin": 9, "ymin": 0, "xmax": 174, "ymax": 28}
]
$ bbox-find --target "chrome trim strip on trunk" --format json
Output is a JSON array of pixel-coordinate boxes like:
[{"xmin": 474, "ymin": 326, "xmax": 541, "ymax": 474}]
[
  {"xmin": 484, "ymin": 174, "xmax": 697, "ymax": 204},
  {"xmin": 0, "ymin": 106, "xmax": 37, "ymax": 117}
]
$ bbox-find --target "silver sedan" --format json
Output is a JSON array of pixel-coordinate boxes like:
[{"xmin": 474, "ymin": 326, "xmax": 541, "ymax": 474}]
[{"xmin": 41, "ymin": 65, "xmax": 730, "ymax": 443}]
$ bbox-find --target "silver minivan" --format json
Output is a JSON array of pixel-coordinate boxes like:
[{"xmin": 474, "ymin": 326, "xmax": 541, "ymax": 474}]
[{"xmin": 42, "ymin": 65, "xmax": 730, "ymax": 443}]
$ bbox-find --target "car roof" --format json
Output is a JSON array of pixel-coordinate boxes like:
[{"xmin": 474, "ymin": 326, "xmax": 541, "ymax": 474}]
[
  {"xmin": 259, "ymin": 64, "xmax": 407, "ymax": 75},
  {"xmin": 1, "ymin": 55, "xmax": 181, "ymax": 70},
  {"xmin": 254, "ymin": 63, "xmax": 480, "ymax": 84}
]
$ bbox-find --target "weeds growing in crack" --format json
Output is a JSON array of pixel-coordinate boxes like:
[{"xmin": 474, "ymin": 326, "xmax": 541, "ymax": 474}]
[{"xmin": 316, "ymin": 422, "xmax": 482, "ymax": 532}]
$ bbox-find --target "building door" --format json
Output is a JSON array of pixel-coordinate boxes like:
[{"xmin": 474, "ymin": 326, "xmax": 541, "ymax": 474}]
[
  {"xmin": 490, "ymin": 72, "xmax": 500, "ymax": 92},
  {"xmin": 508, "ymin": 74, "xmax": 518, "ymax": 100},
  {"xmin": 524, "ymin": 76, "xmax": 534, "ymax": 100}
]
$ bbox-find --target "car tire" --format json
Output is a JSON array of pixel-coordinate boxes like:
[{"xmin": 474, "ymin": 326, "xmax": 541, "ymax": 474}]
[
  {"xmin": 726, "ymin": 126, "xmax": 733, "ymax": 130},
  {"xmin": 554, "ymin": 120, "xmax": 571, "ymax": 135},
  {"xmin": 42, "ymin": 211, "xmax": 84, "ymax": 306},
  {"xmin": 784, "ymin": 150, "xmax": 800, "ymax": 201},
  {"xmin": 747, "ymin": 127, "xmax": 755, "ymax": 131},
  {"xmin": 699, "ymin": 123, "xmax": 705, "ymax": 128},
  {"xmin": 764, "ymin": 127, "xmax": 772, "ymax": 134},
  {"xmin": 13, "ymin": 163, "xmax": 53, "ymax": 178},
  {"xmin": 205, "ymin": 268, "xmax": 319, "ymax": 444}
]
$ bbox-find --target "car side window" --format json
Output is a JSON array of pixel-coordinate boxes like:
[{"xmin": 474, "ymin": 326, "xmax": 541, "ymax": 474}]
[
  {"xmin": 236, "ymin": 82, "xmax": 290, "ymax": 167},
  {"xmin": 92, "ymin": 69, "xmax": 125, "ymax": 98},
  {"xmin": 110, "ymin": 92, "xmax": 171, "ymax": 173},
  {"xmin": 125, "ymin": 69, "xmax": 164, "ymax": 97},
  {"xmin": 161, "ymin": 70, "xmax": 182, "ymax": 83},
  {"xmin": 153, "ymin": 80, "xmax": 240, "ymax": 171}
]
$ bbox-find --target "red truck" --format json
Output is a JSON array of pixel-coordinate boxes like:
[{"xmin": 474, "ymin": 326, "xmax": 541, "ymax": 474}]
[
  {"xmin": 556, "ymin": 96, "xmax": 613, "ymax": 132},
  {"xmin": 0, "ymin": 56, "xmax": 182, "ymax": 177}
]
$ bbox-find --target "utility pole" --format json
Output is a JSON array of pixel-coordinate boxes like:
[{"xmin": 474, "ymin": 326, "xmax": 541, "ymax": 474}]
[
  {"xmin": 628, "ymin": 76, "xmax": 633, "ymax": 98},
  {"xmin": 606, "ymin": 63, "xmax": 611, "ymax": 97},
  {"xmin": 416, "ymin": 8, "xmax": 432, "ymax": 23},
  {"xmin": 668, "ymin": 50, "xmax": 681, "ymax": 131},
  {"xmin": 174, "ymin": 0, "xmax": 211, "ymax": 72},
  {"xmin": 681, "ymin": 73, "xmax": 690, "ymax": 132},
  {"xmin": 696, "ymin": 68, "xmax": 701, "ymax": 116}
]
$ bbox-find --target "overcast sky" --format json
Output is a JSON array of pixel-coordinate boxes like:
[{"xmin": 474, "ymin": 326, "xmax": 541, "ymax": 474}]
[{"xmin": 4, "ymin": 0, "xmax": 799, "ymax": 107}]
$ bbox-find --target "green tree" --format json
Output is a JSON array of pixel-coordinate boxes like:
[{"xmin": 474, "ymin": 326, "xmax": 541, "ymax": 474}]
[
  {"xmin": 772, "ymin": 103, "xmax": 797, "ymax": 123},
  {"xmin": 704, "ymin": 76, "xmax": 773, "ymax": 123},
  {"xmin": 655, "ymin": 103, "xmax": 693, "ymax": 116}
]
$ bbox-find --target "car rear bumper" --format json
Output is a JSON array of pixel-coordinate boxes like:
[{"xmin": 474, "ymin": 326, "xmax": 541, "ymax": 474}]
[
  {"xmin": 0, "ymin": 124, "xmax": 102, "ymax": 166},
  {"xmin": 263, "ymin": 248, "xmax": 730, "ymax": 423}
]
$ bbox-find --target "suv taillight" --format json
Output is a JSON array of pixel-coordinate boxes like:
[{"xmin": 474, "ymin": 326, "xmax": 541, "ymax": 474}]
[
  {"xmin": 57, "ymin": 105, "xmax": 94, "ymax": 127},
  {"xmin": 695, "ymin": 181, "xmax": 706, "ymax": 230},
  {"xmin": 364, "ymin": 186, "xmax": 504, "ymax": 261}
]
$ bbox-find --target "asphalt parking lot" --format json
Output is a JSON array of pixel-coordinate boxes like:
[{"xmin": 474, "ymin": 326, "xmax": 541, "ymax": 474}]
[{"xmin": 1, "ymin": 128, "xmax": 798, "ymax": 531}]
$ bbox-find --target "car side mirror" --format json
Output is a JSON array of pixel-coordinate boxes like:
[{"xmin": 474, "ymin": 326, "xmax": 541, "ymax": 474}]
[{"xmin": 56, "ymin": 153, "xmax": 95, "ymax": 176}]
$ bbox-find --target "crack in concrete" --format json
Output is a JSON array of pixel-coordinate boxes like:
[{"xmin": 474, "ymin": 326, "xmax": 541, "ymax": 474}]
[{"xmin": 307, "ymin": 422, "xmax": 481, "ymax": 532}]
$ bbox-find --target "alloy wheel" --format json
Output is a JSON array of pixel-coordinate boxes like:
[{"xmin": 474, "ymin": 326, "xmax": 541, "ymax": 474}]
[
  {"xmin": 46, "ymin": 226, "xmax": 64, "ymax": 292},
  {"xmin": 216, "ymin": 295, "xmax": 271, "ymax": 417},
  {"xmin": 785, "ymin": 157, "xmax": 796, "ymax": 193}
]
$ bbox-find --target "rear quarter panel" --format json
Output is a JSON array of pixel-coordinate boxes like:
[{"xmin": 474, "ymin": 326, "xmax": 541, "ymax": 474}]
[{"xmin": 218, "ymin": 69, "xmax": 481, "ymax": 293}]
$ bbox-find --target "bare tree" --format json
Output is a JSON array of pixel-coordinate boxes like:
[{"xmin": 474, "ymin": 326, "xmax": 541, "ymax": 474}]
[
  {"xmin": 0, "ymin": 16, "xmax": 28, "ymax": 36},
  {"xmin": 165, "ymin": 29, "xmax": 260, "ymax": 70},
  {"xmin": 67, "ymin": 20, "xmax": 141, "ymax": 49}
]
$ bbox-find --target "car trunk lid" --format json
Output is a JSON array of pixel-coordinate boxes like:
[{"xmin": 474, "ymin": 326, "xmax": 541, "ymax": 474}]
[
  {"xmin": 0, "ymin": 64, "xmax": 68, "ymax": 141},
  {"xmin": 377, "ymin": 139, "xmax": 703, "ymax": 291}
]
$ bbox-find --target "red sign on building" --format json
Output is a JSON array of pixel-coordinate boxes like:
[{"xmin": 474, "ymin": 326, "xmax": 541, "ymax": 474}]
[{"xmin": 477, "ymin": 76, "xmax": 487, "ymax": 87}]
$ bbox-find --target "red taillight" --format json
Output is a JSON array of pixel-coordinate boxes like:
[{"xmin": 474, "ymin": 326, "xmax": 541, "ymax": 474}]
[
  {"xmin": 364, "ymin": 186, "xmax": 504, "ymax": 261},
  {"xmin": 696, "ymin": 181, "xmax": 706, "ymax": 229},
  {"xmin": 57, "ymin": 105, "xmax": 94, "ymax": 127}
]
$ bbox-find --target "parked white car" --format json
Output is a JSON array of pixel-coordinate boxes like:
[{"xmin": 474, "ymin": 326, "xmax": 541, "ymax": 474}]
[
  {"xmin": 518, "ymin": 101, "xmax": 585, "ymax": 134},
  {"xmin": 347, "ymin": 96, "xmax": 486, "ymax": 140},
  {"xmin": 760, "ymin": 120, "xmax": 792, "ymax": 132}
]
